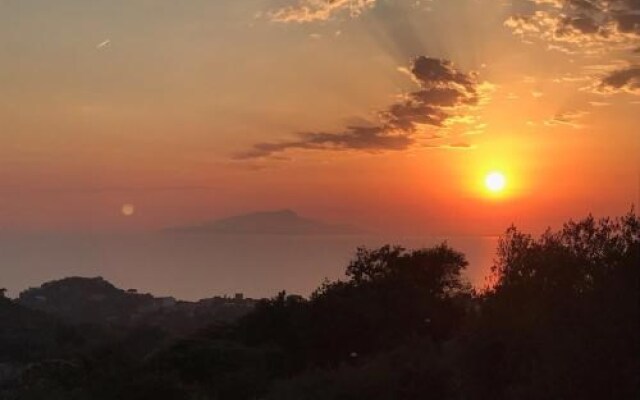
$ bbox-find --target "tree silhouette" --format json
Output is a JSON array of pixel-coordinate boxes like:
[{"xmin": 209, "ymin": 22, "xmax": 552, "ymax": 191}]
[
  {"xmin": 235, "ymin": 243, "xmax": 472, "ymax": 369},
  {"xmin": 461, "ymin": 210, "xmax": 639, "ymax": 399}
]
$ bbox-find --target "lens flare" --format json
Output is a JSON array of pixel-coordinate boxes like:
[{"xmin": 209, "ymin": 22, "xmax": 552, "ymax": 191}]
[{"xmin": 121, "ymin": 204, "xmax": 135, "ymax": 217}]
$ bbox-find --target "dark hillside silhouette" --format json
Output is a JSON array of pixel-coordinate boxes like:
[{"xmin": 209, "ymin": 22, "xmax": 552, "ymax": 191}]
[
  {"xmin": 0, "ymin": 297, "xmax": 83, "ymax": 364},
  {"xmin": 18, "ymin": 277, "xmax": 256, "ymax": 335}
]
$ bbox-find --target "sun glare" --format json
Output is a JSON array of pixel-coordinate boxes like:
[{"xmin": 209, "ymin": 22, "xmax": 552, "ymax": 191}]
[{"xmin": 485, "ymin": 171, "xmax": 506, "ymax": 193}]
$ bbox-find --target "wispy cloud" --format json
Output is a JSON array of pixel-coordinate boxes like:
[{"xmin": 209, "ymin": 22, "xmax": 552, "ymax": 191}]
[
  {"xmin": 269, "ymin": 0, "xmax": 376, "ymax": 23},
  {"xmin": 544, "ymin": 109, "xmax": 589, "ymax": 128},
  {"xmin": 423, "ymin": 142, "xmax": 476, "ymax": 150},
  {"xmin": 96, "ymin": 39, "xmax": 111, "ymax": 50},
  {"xmin": 235, "ymin": 56, "xmax": 490, "ymax": 159}
]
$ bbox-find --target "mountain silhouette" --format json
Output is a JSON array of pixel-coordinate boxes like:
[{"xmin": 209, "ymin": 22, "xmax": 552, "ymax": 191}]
[{"xmin": 168, "ymin": 209, "xmax": 363, "ymax": 235}]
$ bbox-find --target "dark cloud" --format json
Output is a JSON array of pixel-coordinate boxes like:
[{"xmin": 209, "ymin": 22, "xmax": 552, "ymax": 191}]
[
  {"xmin": 410, "ymin": 57, "xmax": 479, "ymax": 91},
  {"xmin": 377, "ymin": 57, "xmax": 483, "ymax": 133},
  {"xmin": 234, "ymin": 126, "xmax": 414, "ymax": 159},
  {"xmin": 599, "ymin": 65, "xmax": 640, "ymax": 93},
  {"xmin": 236, "ymin": 57, "xmax": 487, "ymax": 159}
]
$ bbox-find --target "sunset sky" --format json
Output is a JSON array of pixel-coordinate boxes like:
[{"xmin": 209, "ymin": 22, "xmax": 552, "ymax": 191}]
[{"xmin": 1, "ymin": 0, "xmax": 638, "ymax": 235}]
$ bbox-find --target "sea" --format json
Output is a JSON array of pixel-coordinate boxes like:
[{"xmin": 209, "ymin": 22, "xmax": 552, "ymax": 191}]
[{"xmin": 0, "ymin": 232, "xmax": 499, "ymax": 300}]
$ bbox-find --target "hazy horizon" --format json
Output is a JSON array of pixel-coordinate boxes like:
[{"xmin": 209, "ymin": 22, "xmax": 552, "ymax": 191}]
[{"xmin": 1, "ymin": 229, "xmax": 499, "ymax": 301}]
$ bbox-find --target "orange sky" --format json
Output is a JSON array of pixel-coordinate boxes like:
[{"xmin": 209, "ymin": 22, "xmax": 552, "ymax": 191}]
[{"xmin": 0, "ymin": 0, "xmax": 638, "ymax": 235}]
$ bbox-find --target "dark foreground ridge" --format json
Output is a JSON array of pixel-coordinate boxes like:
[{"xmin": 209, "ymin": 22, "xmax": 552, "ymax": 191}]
[{"xmin": 1, "ymin": 211, "xmax": 638, "ymax": 399}]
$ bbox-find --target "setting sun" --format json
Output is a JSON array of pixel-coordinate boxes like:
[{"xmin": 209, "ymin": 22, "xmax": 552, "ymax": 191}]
[{"xmin": 485, "ymin": 172, "xmax": 507, "ymax": 193}]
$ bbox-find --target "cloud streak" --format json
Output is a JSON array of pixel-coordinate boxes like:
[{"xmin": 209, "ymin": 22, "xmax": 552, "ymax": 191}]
[
  {"xmin": 598, "ymin": 65, "xmax": 640, "ymax": 93},
  {"xmin": 269, "ymin": 0, "xmax": 376, "ymax": 23},
  {"xmin": 235, "ymin": 126, "xmax": 414, "ymax": 159},
  {"xmin": 544, "ymin": 109, "xmax": 589, "ymax": 128},
  {"xmin": 236, "ymin": 57, "xmax": 488, "ymax": 159}
]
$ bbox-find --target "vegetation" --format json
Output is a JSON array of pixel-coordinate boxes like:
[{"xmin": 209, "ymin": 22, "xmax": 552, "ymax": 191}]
[{"xmin": 0, "ymin": 211, "xmax": 637, "ymax": 399}]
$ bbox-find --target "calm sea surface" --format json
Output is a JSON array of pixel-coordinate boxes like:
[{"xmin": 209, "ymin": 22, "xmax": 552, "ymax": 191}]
[{"xmin": 0, "ymin": 233, "xmax": 499, "ymax": 300}]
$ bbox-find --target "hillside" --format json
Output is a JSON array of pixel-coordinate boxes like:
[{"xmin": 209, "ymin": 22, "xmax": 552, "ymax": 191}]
[
  {"xmin": 18, "ymin": 277, "xmax": 257, "ymax": 334},
  {"xmin": 0, "ymin": 297, "xmax": 82, "ymax": 363}
]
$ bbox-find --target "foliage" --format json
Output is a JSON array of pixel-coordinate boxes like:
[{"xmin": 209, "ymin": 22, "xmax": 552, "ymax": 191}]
[
  {"xmin": 461, "ymin": 211, "xmax": 639, "ymax": 399},
  {"xmin": 234, "ymin": 243, "xmax": 472, "ymax": 369},
  {"xmin": 266, "ymin": 338, "xmax": 455, "ymax": 400}
]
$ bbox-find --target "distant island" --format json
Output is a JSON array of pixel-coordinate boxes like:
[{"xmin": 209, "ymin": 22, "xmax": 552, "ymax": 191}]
[{"xmin": 167, "ymin": 209, "xmax": 364, "ymax": 235}]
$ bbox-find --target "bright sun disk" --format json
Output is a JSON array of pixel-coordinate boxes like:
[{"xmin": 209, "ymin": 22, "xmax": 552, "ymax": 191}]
[{"xmin": 485, "ymin": 172, "xmax": 506, "ymax": 193}]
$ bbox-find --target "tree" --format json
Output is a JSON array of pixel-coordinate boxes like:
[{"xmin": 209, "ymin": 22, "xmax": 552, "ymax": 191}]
[
  {"xmin": 461, "ymin": 210, "xmax": 639, "ymax": 399},
  {"xmin": 234, "ymin": 243, "xmax": 473, "ymax": 369}
]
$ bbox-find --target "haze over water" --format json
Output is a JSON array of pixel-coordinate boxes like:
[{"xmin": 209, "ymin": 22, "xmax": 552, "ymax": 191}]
[{"xmin": 0, "ymin": 232, "xmax": 497, "ymax": 300}]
